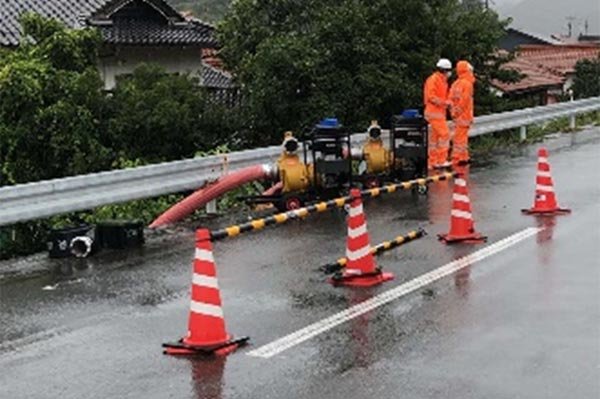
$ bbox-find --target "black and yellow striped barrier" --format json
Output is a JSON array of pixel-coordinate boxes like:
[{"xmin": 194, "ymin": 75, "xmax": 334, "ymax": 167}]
[
  {"xmin": 320, "ymin": 228, "xmax": 427, "ymax": 274},
  {"xmin": 210, "ymin": 172, "xmax": 455, "ymax": 241}
]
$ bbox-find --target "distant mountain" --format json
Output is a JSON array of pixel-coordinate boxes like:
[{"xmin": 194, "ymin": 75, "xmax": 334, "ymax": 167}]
[
  {"xmin": 499, "ymin": 0, "xmax": 600, "ymax": 37},
  {"xmin": 168, "ymin": 0, "xmax": 231, "ymax": 23}
]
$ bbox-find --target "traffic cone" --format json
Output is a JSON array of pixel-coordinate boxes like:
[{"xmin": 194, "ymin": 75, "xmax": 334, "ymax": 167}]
[
  {"xmin": 329, "ymin": 188, "xmax": 394, "ymax": 287},
  {"xmin": 163, "ymin": 229, "xmax": 249, "ymax": 356},
  {"xmin": 438, "ymin": 176, "xmax": 487, "ymax": 244},
  {"xmin": 522, "ymin": 148, "xmax": 571, "ymax": 215}
]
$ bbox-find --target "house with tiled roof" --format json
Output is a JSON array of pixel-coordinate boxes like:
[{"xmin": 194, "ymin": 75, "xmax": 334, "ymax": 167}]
[
  {"xmin": 493, "ymin": 44, "xmax": 600, "ymax": 104},
  {"xmin": 0, "ymin": 0, "xmax": 233, "ymax": 91}
]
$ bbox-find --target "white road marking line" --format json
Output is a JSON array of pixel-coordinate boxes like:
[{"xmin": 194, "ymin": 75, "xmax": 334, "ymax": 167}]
[{"xmin": 247, "ymin": 227, "xmax": 541, "ymax": 359}]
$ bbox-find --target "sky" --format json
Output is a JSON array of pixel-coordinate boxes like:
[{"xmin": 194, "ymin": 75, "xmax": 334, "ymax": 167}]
[
  {"xmin": 491, "ymin": 0, "xmax": 523, "ymax": 12},
  {"xmin": 491, "ymin": 0, "xmax": 600, "ymax": 36}
]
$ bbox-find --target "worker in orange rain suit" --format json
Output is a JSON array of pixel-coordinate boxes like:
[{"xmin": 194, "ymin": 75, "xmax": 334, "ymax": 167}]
[
  {"xmin": 424, "ymin": 58, "xmax": 452, "ymax": 169},
  {"xmin": 450, "ymin": 60, "xmax": 476, "ymax": 165}
]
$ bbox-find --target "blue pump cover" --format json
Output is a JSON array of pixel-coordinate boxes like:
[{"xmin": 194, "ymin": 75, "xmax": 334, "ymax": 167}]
[
  {"xmin": 316, "ymin": 118, "xmax": 342, "ymax": 129},
  {"xmin": 402, "ymin": 109, "xmax": 420, "ymax": 119}
]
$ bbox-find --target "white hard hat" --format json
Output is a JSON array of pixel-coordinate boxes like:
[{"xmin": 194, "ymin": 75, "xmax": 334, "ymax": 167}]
[{"xmin": 436, "ymin": 58, "xmax": 452, "ymax": 70}]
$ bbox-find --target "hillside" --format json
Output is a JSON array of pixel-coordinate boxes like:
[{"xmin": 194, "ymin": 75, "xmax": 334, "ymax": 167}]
[{"xmin": 168, "ymin": 0, "xmax": 231, "ymax": 22}]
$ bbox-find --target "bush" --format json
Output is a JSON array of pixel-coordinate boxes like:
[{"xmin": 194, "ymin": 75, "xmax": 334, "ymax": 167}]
[
  {"xmin": 106, "ymin": 64, "xmax": 238, "ymax": 162},
  {"xmin": 572, "ymin": 57, "xmax": 600, "ymax": 99},
  {"xmin": 0, "ymin": 13, "xmax": 112, "ymax": 185}
]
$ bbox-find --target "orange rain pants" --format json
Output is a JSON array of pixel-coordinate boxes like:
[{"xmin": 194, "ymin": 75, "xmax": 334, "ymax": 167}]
[
  {"xmin": 452, "ymin": 124, "xmax": 470, "ymax": 164},
  {"xmin": 427, "ymin": 119, "xmax": 451, "ymax": 167}
]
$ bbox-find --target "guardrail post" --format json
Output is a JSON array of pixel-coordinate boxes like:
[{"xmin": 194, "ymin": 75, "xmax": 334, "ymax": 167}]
[
  {"xmin": 519, "ymin": 125, "xmax": 527, "ymax": 142},
  {"xmin": 569, "ymin": 114, "xmax": 576, "ymax": 130},
  {"xmin": 568, "ymin": 90, "xmax": 576, "ymax": 130},
  {"xmin": 206, "ymin": 199, "xmax": 217, "ymax": 214}
]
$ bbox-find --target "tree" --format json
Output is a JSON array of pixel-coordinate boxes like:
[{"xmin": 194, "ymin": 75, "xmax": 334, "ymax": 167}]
[
  {"xmin": 219, "ymin": 0, "xmax": 511, "ymax": 143},
  {"xmin": 571, "ymin": 57, "xmax": 600, "ymax": 99},
  {"xmin": 0, "ymin": 13, "xmax": 111, "ymax": 185},
  {"xmin": 0, "ymin": 13, "xmax": 243, "ymax": 184}
]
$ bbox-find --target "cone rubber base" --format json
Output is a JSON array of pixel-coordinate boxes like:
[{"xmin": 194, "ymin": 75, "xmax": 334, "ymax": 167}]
[
  {"xmin": 521, "ymin": 208, "xmax": 571, "ymax": 215},
  {"xmin": 438, "ymin": 232, "xmax": 487, "ymax": 244},
  {"xmin": 163, "ymin": 336, "xmax": 249, "ymax": 356},
  {"xmin": 329, "ymin": 271, "xmax": 394, "ymax": 287}
]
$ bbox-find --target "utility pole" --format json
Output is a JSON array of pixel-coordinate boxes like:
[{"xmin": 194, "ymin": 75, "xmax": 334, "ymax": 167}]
[{"xmin": 566, "ymin": 16, "xmax": 577, "ymax": 37}]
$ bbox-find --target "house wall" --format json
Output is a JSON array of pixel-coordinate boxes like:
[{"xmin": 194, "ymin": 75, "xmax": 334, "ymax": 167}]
[{"xmin": 98, "ymin": 45, "xmax": 204, "ymax": 89}]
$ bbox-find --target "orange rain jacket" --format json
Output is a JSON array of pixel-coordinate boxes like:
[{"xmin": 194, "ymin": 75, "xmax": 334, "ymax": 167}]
[
  {"xmin": 423, "ymin": 71, "xmax": 449, "ymax": 120},
  {"xmin": 449, "ymin": 61, "xmax": 475, "ymax": 125}
]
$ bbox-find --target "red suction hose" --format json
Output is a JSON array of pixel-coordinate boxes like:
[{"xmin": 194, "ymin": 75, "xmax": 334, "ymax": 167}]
[{"xmin": 150, "ymin": 164, "xmax": 272, "ymax": 228}]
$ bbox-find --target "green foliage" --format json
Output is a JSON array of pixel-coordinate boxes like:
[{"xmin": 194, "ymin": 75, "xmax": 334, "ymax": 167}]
[
  {"xmin": 83, "ymin": 195, "xmax": 184, "ymax": 226},
  {"xmin": 21, "ymin": 13, "xmax": 102, "ymax": 72},
  {"xmin": 219, "ymin": 0, "xmax": 510, "ymax": 142},
  {"xmin": 106, "ymin": 64, "xmax": 223, "ymax": 162},
  {"xmin": 0, "ymin": 222, "xmax": 49, "ymax": 260},
  {"xmin": 0, "ymin": 13, "xmax": 111, "ymax": 185},
  {"xmin": 475, "ymin": 88, "xmax": 538, "ymax": 115},
  {"xmin": 195, "ymin": 143, "xmax": 231, "ymax": 157},
  {"xmin": 571, "ymin": 57, "xmax": 600, "ymax": 99},
  {"xmin": 217, "ymin": 181, "xmax": 263, "ymax": 211},
  {"xmin": 576, "ymin": 111, "xmax": 600, "ymax": 126},
  {"xmin": 0, "ymin": 14, "xmax": 242, "ymax": 185}
]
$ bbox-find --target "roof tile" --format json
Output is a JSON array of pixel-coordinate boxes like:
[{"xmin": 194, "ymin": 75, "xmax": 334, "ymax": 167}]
[
  {"xmin": 494, "ymin": 44, "xmax": 599, "ymax": 93},
  {"xmin": 0, "ymin": 0, "xmax": 215, "ymax": 47}
]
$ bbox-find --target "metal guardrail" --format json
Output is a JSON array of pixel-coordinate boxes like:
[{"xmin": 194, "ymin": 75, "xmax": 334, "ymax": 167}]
[
  {"xmin": 470, "ymin": 97, "xmax": 600, "ymax": 136},
  {"xmin": 1, "ymin": 97, "xmax": 599, "ymax": 226}
]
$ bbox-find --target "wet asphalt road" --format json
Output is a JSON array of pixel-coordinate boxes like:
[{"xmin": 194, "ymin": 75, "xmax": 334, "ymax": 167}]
[{"xmin": 1, "ymin": 128, "xmax": 599, "ymax": 399}]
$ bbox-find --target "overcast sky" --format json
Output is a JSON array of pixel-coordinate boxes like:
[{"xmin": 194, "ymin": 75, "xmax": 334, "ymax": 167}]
[
  {"xmin": 492, "ymin": 0, "xmax": 523, "ymax": 11},
  {"xmin": 491, "ymin": 0, "xmax": 600, "ymax": 36}
]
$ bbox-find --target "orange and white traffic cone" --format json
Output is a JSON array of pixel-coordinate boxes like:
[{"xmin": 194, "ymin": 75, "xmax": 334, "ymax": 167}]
[
  {"xmin": 522, "ymin": 147, "xmax": 571, "ymax": 215},
  {"xmin": 163, "ymin": 229, "xmax": 249, "ymax": 356},
  {"xmin": 438, "ymin": 176, "xmax": 487, "ymax": 244},
  {"xmin": 330, "ymin": 188, "xmax": 394, "ymax": 287}
]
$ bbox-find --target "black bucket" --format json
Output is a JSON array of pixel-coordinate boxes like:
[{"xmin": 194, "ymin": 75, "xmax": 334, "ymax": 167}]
[
  {"xmin": 97, "ymin": 220, "xmax": 144, "ymax": 250},
  {"xmin": 47, "ymin": 225, "xmax": 95, "ymax": 259}
]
